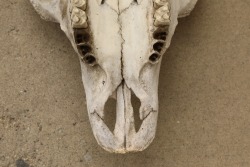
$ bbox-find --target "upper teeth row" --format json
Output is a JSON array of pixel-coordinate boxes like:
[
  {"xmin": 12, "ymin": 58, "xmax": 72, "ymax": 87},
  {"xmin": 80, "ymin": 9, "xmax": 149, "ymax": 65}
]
[
  {"xmin": 154, "ymin": 0, "xmax": 170, "ymax": 27},
  {"xmin": 70, "ymin": 0, "xmax": 88, "ymax": 28}
]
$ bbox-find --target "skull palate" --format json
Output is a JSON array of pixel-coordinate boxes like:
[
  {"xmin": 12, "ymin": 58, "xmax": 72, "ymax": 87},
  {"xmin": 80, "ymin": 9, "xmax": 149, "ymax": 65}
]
[
  {"xmin": 76, "ymin": 0, "xmax": 171, "ymax": 153},
  {"xmin": 29, "ymin": 0, "xmax": 198, "ymax": 153}
]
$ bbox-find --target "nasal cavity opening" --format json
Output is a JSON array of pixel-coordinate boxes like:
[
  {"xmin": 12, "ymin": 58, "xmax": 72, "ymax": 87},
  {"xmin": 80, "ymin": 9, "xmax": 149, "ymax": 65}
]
[
  {"xmin": 131, "ymin": 93, "xmax": 143, "ymax": 132},
  {"xmin": 103, "ymin": 97, "xmax": 117, "ymax": 133}
]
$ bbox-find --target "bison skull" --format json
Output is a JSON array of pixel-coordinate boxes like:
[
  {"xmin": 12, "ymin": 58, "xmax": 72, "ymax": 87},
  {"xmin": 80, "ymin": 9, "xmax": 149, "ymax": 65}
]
[{"xmin": 30, "ymin": 0, "xmax": 198, "ymax": 153}]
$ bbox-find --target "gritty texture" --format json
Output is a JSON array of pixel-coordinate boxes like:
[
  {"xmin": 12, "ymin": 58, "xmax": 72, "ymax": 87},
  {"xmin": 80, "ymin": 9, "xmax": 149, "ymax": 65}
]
[{"xmin": 0, "ymin": 0, "xmax": 250, "ymax": 166}]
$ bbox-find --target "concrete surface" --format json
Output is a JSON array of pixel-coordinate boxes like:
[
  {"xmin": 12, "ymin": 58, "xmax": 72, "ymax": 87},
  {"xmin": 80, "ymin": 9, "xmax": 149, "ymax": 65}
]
[{"xmin": 0, "ymin": 0, "xmax": 250, "ymax": 167}]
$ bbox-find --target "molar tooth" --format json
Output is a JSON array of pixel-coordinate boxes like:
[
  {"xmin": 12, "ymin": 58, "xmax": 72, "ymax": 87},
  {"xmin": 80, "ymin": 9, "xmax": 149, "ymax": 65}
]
[
  {"xmin": 163, "ymin": 13, "xmax": 169, "ymax": 20},
  {"xmin": 162, "ymin": 5, "xmax": 169, "ymax": 12},
  {"xmin": 71, "ymin": 0, "xmax": 86, "ymax": 10},
  {"xmin": 72, "ymin": 15, "xmax": 80, "ymax": 23},
  {"xmin": 72, "ymin": 7, "xmax": 81, "ymax": 14},
  {"xmin": 71, "ymin": 7, "xmax": 88, "ymax": 28},
  {"xmin": 154, "ymin": 16, "xmax": 170, "ymax": 27},
  {"xmin": 154, "ymin": 0, "xmax": 168, "ymax": 8},
  {"xmin": 154, "ymin": 4, "xmax": 170, "ymax": 27}
]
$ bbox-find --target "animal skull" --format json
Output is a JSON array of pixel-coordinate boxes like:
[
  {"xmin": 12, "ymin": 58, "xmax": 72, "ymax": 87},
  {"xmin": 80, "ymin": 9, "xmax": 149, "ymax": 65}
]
[{"xmin": 30, "ymin": 0, "xmax": 198, "ymax": 153}]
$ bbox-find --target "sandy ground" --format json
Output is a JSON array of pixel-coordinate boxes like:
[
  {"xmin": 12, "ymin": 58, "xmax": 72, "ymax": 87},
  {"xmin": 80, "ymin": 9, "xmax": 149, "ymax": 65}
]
[{"xmin": 0, "ymin": 0, "xmax": 250, "ymax": 167}]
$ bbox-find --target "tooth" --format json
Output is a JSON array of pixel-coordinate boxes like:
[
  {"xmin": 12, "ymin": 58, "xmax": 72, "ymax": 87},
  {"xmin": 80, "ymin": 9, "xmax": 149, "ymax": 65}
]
[
  {"xmin": 71, "ymin": 7, "xmax": 88, "ymax": 28},
  {"xmin": 154, "ymin": 3, "xmax": 170, "ymax": 27},
  {"xmin": 163, "ymin": 13, "xmax": 170, "ymax": 20},
  {"xmin": 154, "ymin": 0, "xmax": 168, "ymax": 8},
  {"xmin": 71, "ymin": 0, "xmax": 86, "ymax": 10},
  {"xmin": 72, "ymin": 15, "xmax": 80, "ymax": 23}
]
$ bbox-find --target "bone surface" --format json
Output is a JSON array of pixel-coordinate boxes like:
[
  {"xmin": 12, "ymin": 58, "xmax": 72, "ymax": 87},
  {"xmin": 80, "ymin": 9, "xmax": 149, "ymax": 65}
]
[{"xmin": 29, "ymin": 0, "xmax": 198, "ymax": 153}]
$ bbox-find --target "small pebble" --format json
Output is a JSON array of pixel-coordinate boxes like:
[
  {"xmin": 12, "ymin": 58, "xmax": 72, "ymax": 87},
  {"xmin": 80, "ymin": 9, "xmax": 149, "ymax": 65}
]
[{"xmin": 16, "ymin": 158, "xmax": 30, "ymax": 167}]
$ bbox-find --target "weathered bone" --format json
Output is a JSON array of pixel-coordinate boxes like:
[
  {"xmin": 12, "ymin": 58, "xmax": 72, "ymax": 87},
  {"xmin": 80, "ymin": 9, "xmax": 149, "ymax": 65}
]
[{"xmin": 29, "ymin": 0, "xmax": 198, "ymax": 153}]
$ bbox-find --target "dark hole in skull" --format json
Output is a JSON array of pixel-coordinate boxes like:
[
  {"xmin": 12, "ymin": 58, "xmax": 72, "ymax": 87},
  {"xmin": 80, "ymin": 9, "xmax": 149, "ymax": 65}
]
[
  {"xmin": 153, "ymin": 42, "xmax": 164, "ymax": 52},
  {"xmin": 131, "ymin": 93, "xmax": 143, "ymax": 132},
  {"xmin": 149, "ymin": 53, "xmax": 161, "ymax": 63},
  {"xmin": 84, "ymin": 54, "xmax": 96, "ymax": 65},
  {"xmin": 79, "ymin": 44, "xmax": 92, "ymax": 55},
  {"xmin": 104, "ymin": 97, "xmax": 116, "ymax": 133},
  {"xmin": 103, "ymin": 92, "xmax": 143, "ymax": 133},
  {"xmin": 74, "ymin": 30, "xmax": 90, "ymax": 44},
  {"xmin": 153, "ymin": 31, "xmax": 168, "ymax": 40}
]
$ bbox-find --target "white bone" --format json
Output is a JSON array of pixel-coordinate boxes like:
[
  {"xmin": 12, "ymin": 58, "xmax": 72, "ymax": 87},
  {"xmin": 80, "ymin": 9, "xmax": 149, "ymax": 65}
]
[
  {"xmin": 119, "ymin": 0, "xmax": 135, "ymax": 12},
  {"xmin": 29, "ymin": 0, "xmax": 198, "ymax": 153},
  {"xmin": 96, "ymin": 0, "xmax": 120, "ymax": 13}
]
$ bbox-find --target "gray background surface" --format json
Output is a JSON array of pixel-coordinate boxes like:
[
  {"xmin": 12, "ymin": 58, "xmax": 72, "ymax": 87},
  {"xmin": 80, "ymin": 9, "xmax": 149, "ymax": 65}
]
[{"xmin": 0, "ymin": 0, "xmax": 250, "ymax": 166}]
